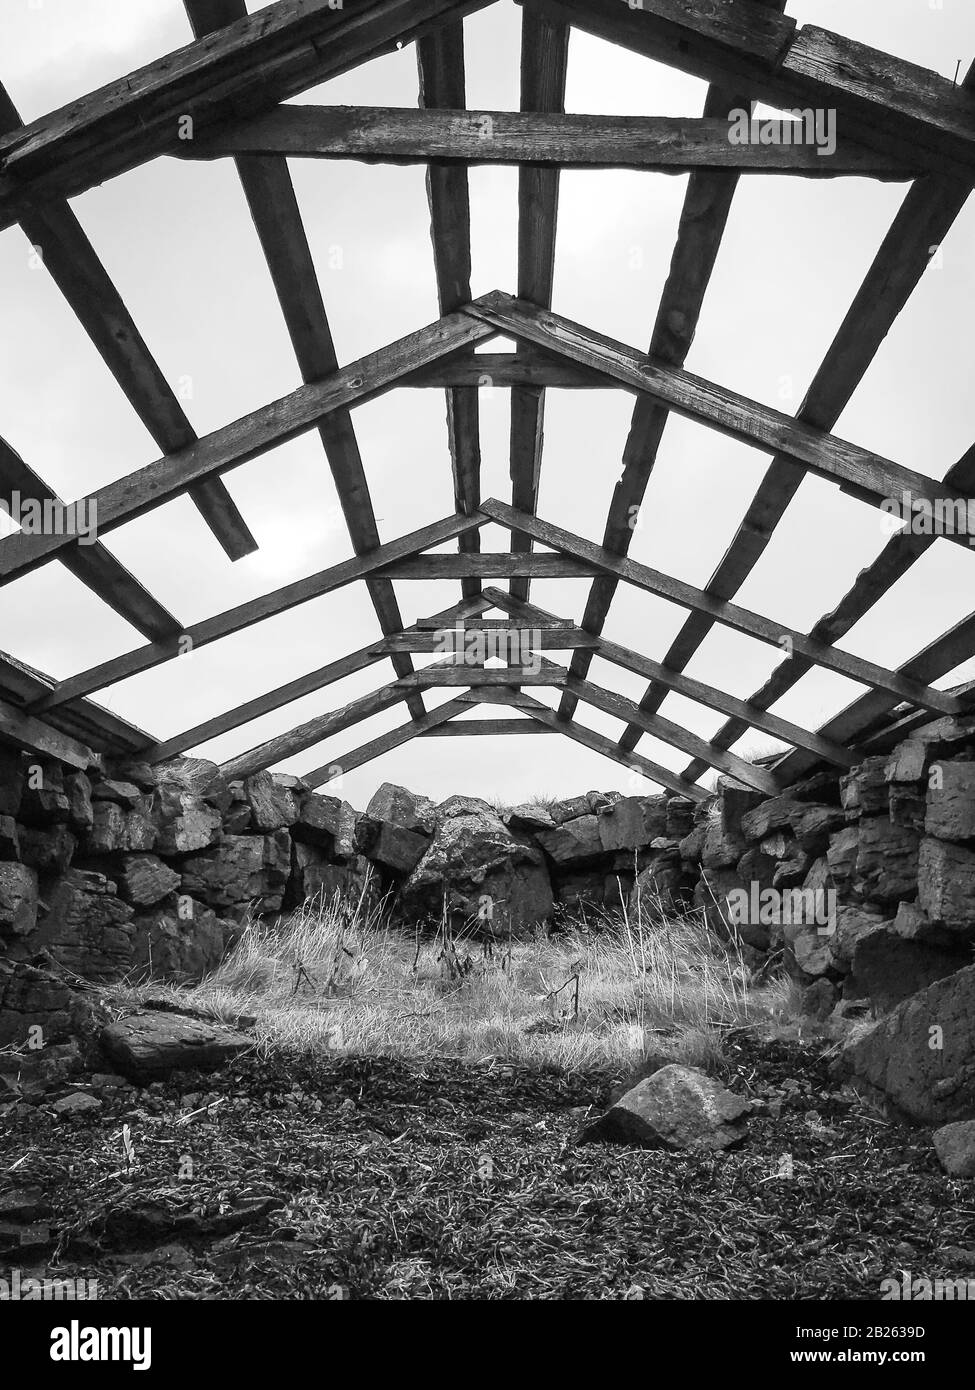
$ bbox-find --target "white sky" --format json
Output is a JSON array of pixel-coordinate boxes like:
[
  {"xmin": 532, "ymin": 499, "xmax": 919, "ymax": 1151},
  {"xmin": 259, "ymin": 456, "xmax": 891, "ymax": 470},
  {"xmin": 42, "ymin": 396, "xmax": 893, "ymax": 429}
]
[{"xmin": 0, "ymin": 0, "xmax": 974, "ymax": 807}]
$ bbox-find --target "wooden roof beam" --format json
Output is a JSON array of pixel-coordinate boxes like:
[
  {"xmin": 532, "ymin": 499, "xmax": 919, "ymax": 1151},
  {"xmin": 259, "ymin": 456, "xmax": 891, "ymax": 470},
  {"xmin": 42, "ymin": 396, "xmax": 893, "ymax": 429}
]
[
  {"xmin": 190, "ymin": 106, "xmax": 918, "ymax": 178},
  {"xmin": 418, "ymin": 25, "xmax": 482, "ymax": 599},
  {"xmin": 529, "ymin": 0, "xmax": 975, "ymax": 180},
  {"xmin": 184, "ymin": 0, "xmax": 425, "ymax": 723},
  {"xmin": 466, "ymin": 293, "xmax": 975, "ymax": 536},
  {"xmin": 302, "ymin": 696, "xmax": 475, "ymax": 788},
  {"xmin": 143, "ymin": 593, "xmax": 492, "ymax": 763},
  {"xmin": 509, "ymin": 8, "xmax": 569, "ymax": 603}
]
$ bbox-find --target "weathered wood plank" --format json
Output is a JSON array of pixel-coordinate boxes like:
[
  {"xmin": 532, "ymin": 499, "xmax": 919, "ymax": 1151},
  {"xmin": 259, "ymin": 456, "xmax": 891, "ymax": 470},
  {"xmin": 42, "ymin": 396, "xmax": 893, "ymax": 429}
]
[
  {"xmin": 533, "ymin": 0, "xmax": 975, "ymax": 179},
  {"xmin": 0, "ymin": 695, "xmax": 96, "ymax": 770},
  {"xmin": 509, "ymin": 8, "xmax": 569, "ymax": 604},
  {"xmin": 396, "ymin": 667, "xmax": 559, "ymax": 687},
  {"xmin": 0, "ymin": 651, "xmax": 154, "ymax": 756},
  {"xmin": 479, "ymin": 499, "xmax": 961, "ymax": 715},
  {"xmin": 404, "ymin": 351, "xmax": 609, "ymax": 389},
  {"xmin": 559, "ymin": 69, "xmax": 764, "ymax": 720},
  {"xmin": 185, "ymin": 0, "xmax": 425, "ymax": 722},
  {"xmin": 556, "ymin": 667, "xmax": 781, "ymax": 795},
  {"xmin": 639, "ymin": 148, "xmax": 973, "ymax": 763},
  {"xmin": 418, "ymin": 24, "xmax": 482, "ymax": 600},
  {"xmin": 192, "ymin": 106, "xmax": 916, "ymax": 177},
  {"xmin": 0, "ymin": 0, "xmax": 495, "ymax": 230},
  {"xmin": 468, "ymin": 293, "xmax": 975, "ymax": 530},
  {"xmin": 0, "ymin": 309, "xmax": 495, "ymax": 586},
  {"xmin": 30, "ymin": 510, "xmax": 486, "ymax": 713}
]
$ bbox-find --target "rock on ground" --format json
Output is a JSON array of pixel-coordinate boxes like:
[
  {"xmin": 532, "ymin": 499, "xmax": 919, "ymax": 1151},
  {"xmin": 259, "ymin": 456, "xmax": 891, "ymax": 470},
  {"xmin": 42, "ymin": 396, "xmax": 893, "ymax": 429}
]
[
  {"xmin": 580, "ymin": 1063, "xmax": 750, "ymax": 1152},
  {"xmin": 933, "ymin": 1120, "xmax": 975, "ymax": 1177},
  {"xmin": 100, "ymin": 1010, "xmax": 254, "ymax": 1081}
]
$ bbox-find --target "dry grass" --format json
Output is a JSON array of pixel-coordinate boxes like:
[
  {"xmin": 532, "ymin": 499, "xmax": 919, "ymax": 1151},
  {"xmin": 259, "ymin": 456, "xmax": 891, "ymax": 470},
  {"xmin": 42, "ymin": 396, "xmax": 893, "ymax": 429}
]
[{"xmin": 112, "ymin": 884, "xmax": 795, "ymax": 1072}]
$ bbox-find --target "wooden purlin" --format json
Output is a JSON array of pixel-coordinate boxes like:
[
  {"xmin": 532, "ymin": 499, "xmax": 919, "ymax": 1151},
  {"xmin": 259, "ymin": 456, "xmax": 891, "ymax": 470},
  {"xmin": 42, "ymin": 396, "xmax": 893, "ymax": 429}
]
[
  {"xmin": 509, "ymin": 7, "xmax": 569, "ymax": 603},
  {"xmin": 418, "ymin": 24, "xmax": 482, "ymax": 600},
  {"xmin": 185, "ymin": 0, "xmax": 425, "ymax": 723},
  {"xmin": 0, "ymin": 0, "xmax": 497, "ymax": 231}
]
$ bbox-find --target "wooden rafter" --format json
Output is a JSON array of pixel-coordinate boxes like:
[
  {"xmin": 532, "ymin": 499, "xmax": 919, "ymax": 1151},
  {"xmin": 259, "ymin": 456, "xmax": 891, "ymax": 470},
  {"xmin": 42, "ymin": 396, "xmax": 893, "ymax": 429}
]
[
  {"xmin": 0, "ymin": 311, "xmax": 495, "ymax": 586},
  {"xmin": 302, "ymin": 696, "xmax": 475, "ymax": 789},
  {"xmin": 467, "ymin": 294, "xmax": 975, "ymax": 537},
  {"xmin": 145, "ymin": 594, "xmax": 491, "ymax": 763}
]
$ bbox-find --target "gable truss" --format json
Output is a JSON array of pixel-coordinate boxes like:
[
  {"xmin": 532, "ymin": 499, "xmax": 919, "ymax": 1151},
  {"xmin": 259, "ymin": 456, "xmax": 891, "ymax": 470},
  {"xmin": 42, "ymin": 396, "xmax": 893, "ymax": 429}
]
[{"xmin": 1, "ymin": 0, "xmax": 973, "ymax": 799}]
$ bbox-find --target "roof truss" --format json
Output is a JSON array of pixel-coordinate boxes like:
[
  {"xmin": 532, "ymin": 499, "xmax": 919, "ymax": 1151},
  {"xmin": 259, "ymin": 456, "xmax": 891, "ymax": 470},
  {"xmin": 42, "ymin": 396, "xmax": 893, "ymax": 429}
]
[{"xmin": 1, "ymin": 0, "xmax": 973, "ymax": 797}]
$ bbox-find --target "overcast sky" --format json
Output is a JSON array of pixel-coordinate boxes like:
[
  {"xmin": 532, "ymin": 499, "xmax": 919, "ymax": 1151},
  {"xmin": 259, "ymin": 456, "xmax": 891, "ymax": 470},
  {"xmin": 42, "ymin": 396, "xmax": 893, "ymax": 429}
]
[{"xmin": 1, "ymin": 0, "xmax": 974, "ymax": 808}]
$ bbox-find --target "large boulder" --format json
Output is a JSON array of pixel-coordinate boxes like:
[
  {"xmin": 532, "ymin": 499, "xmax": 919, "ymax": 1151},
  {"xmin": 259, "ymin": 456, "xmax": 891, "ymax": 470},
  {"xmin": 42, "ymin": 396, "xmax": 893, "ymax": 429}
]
[
  {"xmin": 151, "ymin": 790, "xmax": 222, "ymax": 856},
  {"xmin": 581, "ymin": 1064, "xmax": 749, "ymax": 1151},
  {"xmin": 355, "ymin": 817, "xmax": 429, "ymax": 875},
  {"xmin": 849, "ymin": 925, "xmax": 969, "ymax": 1012},
  {"xmin": 85, "ymin": 799, "xmax": 157, "ymax": 854},
  {"xmin": 596, "ymin": 796, "xmax": 667, "ymax": 853},
  {"xmin": 840, "ymin": 962, "xmax": 975, "ymax": 1123},
  {"xmin": 115, "ymin": 854, "xmax": 181, "ymax": 908},
  {"xmin": 403, "ymin": 799, "xmax": 551, "ymax": 937},
  {"xmin": 292, "ymin": 794, "xmax": 357, "ymax": 858},
  {"xmin": 17, "ymin": 825, "xmax": 76, "ymax": 876}
]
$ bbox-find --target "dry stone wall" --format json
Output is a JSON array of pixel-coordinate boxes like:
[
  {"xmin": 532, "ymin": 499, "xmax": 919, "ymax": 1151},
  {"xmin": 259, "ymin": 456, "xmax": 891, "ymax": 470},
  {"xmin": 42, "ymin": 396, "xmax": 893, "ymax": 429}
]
[{"xmin": 2, "ymin": 711, "xmax": 975, "ymax": 1027}]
